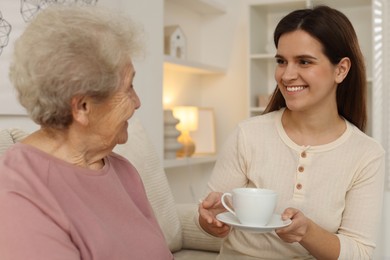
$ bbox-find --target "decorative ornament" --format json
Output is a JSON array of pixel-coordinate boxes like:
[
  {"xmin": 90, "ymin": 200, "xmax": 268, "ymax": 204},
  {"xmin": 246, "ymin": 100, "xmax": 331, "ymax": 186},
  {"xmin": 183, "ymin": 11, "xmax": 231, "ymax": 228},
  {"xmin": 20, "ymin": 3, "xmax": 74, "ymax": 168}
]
[
  {"xmin": 20, "ymin": 0, "xmax": 99, "ymax": 22},
  {"xmin": 0, "ymin": 12, "xmax": 12, "ymax": 56},
  {"xmin": 163, "ymin": 110, "xmax": 182, "ymax": 159},
  {"xmin": 164, "ymin": 25, "xmax": 187, "ymax": 60}
]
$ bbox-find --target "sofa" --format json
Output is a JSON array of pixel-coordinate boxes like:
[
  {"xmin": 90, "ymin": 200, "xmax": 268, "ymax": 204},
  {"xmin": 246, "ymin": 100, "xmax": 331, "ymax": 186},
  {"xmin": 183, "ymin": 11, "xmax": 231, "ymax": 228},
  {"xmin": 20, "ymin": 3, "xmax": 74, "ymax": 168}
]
[{"xmin": 0, "ymin": 116, "xmax": 222, "ymax": 259}]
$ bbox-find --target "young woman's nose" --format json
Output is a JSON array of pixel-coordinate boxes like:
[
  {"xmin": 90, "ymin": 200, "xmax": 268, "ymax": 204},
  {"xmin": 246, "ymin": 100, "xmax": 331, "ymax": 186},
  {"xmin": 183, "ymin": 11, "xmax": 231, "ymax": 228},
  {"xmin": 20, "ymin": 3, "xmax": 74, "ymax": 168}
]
[{"xmin": 281, "ymin": 64, "xmax": 298, "ymax": 83}]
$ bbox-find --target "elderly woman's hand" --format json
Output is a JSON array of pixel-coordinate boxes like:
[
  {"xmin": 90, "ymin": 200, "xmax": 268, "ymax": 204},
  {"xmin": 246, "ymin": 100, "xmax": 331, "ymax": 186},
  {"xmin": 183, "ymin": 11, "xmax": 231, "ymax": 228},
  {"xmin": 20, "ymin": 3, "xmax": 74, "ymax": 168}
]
[{"xmin": 198, "ymin": 192, "xmax": 231, "ymax": 238}]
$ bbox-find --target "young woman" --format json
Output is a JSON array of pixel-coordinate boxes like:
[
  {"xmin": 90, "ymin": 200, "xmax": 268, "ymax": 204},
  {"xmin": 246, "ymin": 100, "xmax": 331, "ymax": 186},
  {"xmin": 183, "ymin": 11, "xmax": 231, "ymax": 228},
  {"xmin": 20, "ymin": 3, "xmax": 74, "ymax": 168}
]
[{"xmin": 198, "ymin": 5, "xmax": 385, "ymax": 260}]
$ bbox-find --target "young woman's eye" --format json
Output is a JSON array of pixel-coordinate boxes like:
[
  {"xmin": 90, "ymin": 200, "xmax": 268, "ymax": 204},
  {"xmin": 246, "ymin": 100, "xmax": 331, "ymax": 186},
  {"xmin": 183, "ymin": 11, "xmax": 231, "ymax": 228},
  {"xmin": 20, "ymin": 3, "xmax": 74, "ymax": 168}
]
[
  {"xmin": 300, "ymin": 59, "xmax": 310, "ymax": 65},
  {"xmin": 276, "ymin": 58, "xmax": 285, "ymax": 65}
]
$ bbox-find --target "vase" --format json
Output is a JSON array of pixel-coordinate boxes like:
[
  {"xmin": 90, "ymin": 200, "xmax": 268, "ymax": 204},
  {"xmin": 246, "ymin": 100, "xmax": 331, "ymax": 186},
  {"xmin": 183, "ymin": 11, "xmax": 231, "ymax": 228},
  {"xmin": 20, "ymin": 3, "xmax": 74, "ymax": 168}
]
[{"xmin": 163, "ymin": 110, "xmax": 182, "ymax": 159}]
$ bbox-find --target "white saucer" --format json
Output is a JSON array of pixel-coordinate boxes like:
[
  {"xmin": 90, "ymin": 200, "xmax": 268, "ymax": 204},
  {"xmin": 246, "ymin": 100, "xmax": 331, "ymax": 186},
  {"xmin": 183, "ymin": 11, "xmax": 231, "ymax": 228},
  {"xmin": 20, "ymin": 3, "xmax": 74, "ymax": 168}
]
[{"xmin": 216, "ymin": 212, "xmax": 292, "ymax": 233}]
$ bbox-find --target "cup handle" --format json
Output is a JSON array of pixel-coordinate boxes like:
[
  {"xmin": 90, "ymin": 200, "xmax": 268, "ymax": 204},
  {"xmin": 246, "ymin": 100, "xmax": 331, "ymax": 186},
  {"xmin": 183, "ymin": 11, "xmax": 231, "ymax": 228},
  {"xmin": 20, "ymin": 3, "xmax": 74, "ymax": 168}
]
[{"xmin": 221, "ymin": 193, "xmax": 236, "ymax": 216}]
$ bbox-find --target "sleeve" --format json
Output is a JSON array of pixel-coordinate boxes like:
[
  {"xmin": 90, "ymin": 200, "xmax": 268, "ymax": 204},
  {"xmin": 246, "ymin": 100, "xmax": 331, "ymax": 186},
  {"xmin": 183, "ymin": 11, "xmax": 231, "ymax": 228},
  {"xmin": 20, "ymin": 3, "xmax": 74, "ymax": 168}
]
[
  {"xmin": 337, "ymin": 150, "xmax": 385, "ymax": 259},
  {"xmin": 0, "ymin": 192, "xmax": 81, "ymax": 260},
  {"xmin": 206, "ymin": 126, "xmax": 250, "ymax": 194}
]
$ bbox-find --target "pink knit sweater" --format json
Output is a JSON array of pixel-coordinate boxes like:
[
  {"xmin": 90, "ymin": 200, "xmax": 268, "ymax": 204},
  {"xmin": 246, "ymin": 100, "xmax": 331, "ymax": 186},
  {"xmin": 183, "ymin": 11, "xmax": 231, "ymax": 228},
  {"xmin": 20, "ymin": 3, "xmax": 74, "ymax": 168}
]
[{"xmin": 0, "ymin": 143, "xmax": 173, "ymax": 260}]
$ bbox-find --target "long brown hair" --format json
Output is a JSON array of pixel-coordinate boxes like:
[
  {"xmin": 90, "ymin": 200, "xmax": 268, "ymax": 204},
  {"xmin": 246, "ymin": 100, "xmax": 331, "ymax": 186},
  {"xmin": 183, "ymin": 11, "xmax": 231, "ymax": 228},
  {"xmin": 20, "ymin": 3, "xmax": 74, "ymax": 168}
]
[{"xmin": 264, "ymin": 5, "xmax": 367, "ymax": 132}]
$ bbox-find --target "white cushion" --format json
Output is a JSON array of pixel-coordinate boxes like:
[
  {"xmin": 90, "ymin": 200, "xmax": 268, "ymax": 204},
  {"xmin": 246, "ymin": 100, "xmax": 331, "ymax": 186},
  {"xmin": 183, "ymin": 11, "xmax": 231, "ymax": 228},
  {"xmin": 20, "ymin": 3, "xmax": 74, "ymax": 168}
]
[{"xmin": 0, "ymin": 128, "xmax": 28, "ymax": 154}]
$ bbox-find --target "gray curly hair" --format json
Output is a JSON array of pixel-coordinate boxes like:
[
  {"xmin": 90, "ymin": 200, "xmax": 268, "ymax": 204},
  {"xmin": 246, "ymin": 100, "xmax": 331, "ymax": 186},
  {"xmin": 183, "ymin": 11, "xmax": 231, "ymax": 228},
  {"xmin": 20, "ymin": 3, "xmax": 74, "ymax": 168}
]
[{"xmin": 9, "ymin": 5, "xmax": 144, "ymax": 128}]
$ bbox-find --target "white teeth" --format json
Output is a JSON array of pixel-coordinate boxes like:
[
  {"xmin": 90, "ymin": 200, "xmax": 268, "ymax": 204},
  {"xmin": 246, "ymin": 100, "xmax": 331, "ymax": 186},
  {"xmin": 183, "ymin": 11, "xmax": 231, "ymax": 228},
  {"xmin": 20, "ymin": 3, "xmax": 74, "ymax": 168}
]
[{"xmin": 286, "ymin": 86, "xmax": 305, "ymax": 92}]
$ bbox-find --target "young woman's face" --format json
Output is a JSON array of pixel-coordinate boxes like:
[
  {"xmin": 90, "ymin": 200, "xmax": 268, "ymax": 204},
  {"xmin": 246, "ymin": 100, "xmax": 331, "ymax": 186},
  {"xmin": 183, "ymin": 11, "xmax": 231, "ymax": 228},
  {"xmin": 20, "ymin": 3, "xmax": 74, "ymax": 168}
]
[{"xmin": 274, "ymin": 30, "xmax": 340, "ymax": 113}]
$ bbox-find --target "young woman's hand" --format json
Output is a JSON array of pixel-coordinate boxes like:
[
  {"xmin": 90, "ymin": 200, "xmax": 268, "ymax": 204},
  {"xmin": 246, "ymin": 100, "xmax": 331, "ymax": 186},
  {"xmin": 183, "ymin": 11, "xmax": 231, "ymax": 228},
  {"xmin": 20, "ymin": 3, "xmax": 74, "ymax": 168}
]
[
  {"xmin": 276, "ymin": 207, "xmax": 340, "ymax": 259},
  {"xmin": 198, "ymin": 192, "xmax": 231, "ymax": 237},
  {"xmin": 275, "ymin": 207, "xmax": 311, "ymax": 243}
]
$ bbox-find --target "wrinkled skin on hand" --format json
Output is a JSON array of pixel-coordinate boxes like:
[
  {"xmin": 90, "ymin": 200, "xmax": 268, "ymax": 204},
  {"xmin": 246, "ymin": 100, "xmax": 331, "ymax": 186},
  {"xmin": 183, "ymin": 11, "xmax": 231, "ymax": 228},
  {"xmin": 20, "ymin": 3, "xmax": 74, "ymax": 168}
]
[{"xmin": 198, "ymin": 192, "xmax": 231, "ymax": 238}]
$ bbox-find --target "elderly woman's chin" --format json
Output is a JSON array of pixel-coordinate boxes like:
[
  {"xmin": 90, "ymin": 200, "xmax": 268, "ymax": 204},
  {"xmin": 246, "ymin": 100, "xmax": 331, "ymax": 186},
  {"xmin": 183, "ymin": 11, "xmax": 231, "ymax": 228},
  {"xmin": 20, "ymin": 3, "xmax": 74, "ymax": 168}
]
[{"xmin": 116, "ymin": 121, "xmax": 129, "ymax": 145}]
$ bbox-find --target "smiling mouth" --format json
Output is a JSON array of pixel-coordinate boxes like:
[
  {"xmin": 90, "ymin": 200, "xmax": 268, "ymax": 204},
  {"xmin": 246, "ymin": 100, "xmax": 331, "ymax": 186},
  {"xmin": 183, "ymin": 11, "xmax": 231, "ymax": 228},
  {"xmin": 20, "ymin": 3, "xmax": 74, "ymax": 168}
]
[{"xmin": 286, "ymin": 85, "xmax": 307, "ymax": 92}]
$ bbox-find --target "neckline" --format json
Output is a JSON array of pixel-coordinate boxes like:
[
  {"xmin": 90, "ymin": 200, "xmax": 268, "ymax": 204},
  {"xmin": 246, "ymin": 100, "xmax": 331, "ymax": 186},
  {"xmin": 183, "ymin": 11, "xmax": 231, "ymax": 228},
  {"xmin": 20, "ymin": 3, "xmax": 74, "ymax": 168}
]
[
  {"xmin": 12, "ymin": 142, "xmax": 110, "ymax": 176},
  {"xmin": 275, "ymin": 108, "xmax": 352, "ymax": 152}
]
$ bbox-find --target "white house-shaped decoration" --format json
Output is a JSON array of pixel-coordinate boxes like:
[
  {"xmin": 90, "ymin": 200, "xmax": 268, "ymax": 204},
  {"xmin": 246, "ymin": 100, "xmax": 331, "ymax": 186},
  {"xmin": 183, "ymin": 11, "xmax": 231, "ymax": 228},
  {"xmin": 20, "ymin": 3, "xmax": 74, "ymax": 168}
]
[{"xmin": 164, "ymin": 25, "xmax": 187, "ymax": 59}]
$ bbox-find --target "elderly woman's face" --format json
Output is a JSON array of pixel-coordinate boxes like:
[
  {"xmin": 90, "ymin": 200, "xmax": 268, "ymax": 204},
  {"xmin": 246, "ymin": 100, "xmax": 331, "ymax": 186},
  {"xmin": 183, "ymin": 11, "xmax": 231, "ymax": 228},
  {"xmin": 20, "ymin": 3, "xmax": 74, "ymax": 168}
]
[{"xmin": 89, "ymin": 62, "xmax": 140, "ymax": 147}]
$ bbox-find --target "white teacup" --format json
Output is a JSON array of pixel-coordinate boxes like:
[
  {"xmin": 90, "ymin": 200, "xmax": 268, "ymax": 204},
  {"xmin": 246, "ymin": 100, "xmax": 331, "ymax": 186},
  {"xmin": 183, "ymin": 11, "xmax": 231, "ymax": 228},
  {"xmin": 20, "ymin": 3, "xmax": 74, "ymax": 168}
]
[{"xmin": 221, "ymin": 188, "xmax": 277, "ymax": 226}]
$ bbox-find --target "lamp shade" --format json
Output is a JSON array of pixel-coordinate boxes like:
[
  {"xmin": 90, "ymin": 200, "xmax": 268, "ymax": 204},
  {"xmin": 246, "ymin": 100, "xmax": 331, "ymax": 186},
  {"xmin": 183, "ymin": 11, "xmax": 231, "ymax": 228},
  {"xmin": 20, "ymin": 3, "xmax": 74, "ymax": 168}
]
[{"xmin": 172, "ymin": 106, "xmax": 198, "ymax": 132}]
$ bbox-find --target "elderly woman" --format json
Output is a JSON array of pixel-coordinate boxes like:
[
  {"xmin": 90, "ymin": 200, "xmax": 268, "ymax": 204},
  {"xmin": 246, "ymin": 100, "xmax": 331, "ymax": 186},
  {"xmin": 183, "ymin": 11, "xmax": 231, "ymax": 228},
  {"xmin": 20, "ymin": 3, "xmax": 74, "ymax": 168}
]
[{"xmin": 0, "ymin": 5, "xmax": 173, "ymax": 260}]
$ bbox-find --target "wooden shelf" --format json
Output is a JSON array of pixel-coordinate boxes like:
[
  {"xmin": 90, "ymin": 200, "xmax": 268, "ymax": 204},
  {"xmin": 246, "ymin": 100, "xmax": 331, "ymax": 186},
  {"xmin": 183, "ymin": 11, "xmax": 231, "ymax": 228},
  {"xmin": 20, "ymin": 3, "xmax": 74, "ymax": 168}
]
[
  {"xmin": 250, "ymin": 53, "xmax": 275, "ymax": 59},
  {"xmin": 166, "ymin": 0, "xmax": 226, "ymax": 15},
  {"xmin": 164, "ymin": 55, "xmax": 225, "ymax": 75},
  {"xmin": 310, "ymin": 0, "xmax": 370, "ymax": 9},
  {"xmin": 164, "ymin": 155, "xmax": 217, "ymax": 169}
]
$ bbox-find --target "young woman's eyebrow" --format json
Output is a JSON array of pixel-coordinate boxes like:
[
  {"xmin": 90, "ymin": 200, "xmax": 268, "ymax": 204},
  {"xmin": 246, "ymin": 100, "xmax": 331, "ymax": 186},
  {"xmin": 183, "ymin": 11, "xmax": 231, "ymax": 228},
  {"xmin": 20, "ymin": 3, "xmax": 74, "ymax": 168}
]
[
  {"xmin": 275, "ymin": 54, "xmax": 317, "ymax": 60},
  {"xmin": 275, "ymin": 54, "xmax": 283, "ymax": 59}
]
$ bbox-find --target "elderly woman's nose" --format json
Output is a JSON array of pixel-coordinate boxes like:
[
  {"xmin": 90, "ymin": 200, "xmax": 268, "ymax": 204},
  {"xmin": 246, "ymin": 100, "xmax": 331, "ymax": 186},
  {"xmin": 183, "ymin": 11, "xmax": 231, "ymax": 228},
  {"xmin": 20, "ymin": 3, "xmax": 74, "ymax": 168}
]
[{"xmin": 134, "ymin": 92, "xmax": 141, "ymax": 109}]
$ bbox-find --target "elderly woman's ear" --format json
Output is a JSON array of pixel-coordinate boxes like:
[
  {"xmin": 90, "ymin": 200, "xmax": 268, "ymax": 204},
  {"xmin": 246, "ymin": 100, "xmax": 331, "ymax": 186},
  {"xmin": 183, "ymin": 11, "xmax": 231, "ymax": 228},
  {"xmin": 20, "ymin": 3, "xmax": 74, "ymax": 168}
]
[{"xmin": 71, "ymin": 95, "xmax": 90, "ymax": 126}]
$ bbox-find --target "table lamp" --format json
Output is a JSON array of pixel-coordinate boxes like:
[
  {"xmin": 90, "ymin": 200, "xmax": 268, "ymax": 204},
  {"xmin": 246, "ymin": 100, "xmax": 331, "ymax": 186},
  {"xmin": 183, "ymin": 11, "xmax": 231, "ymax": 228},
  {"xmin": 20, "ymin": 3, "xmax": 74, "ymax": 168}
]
[{"xmin": 172, "ymin": 106, "xmax": 199, "ymax": 157}]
